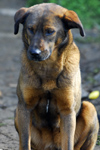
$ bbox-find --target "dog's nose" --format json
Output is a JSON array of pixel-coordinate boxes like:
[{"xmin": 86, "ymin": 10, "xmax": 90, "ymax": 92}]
[{"xmin": 30, "ymin": 49, "xmax": 41, "ymax": 56}]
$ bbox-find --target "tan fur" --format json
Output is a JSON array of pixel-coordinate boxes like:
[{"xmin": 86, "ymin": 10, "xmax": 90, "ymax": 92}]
[{"xmin": 14, "ymin": 3, "xmax": 99, "ymax": 150}]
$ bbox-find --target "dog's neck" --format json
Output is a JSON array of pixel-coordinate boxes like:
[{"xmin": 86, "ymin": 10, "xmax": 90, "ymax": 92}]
[{"xmin": 57, "ymin": 30, "xmax": 73, "ymax": 54}]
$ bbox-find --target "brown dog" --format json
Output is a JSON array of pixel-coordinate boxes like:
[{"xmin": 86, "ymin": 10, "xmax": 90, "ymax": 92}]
[{"xmin": 14, "ymin": 3, "xmax": 99, "ymax": 150}]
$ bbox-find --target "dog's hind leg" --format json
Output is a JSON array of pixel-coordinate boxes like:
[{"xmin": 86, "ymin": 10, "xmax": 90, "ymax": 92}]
[
  {"xmin": 74, "ymin": 101, "xmax": 99, "ymax": 150},
  {"xmin": 80, "ymin": 128, "xmax": 99, "ymax": 150}
]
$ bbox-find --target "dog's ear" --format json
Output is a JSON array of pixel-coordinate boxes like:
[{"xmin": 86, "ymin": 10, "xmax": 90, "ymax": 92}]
[
  {"xmin": 14, "ymin": 7, "xmax": 29, "ymax": 34},
  {"xmin": 61, "ymin": 10, "xmax": 85, "ymax": 37}
]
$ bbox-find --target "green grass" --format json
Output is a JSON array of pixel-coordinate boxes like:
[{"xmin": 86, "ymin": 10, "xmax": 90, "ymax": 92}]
[
  {"xmin": 75, "ymin": 35, "xmax": 100, "ymax": 44},
  {"xmin": 26, "ymin": 0, "xmax": 100, "ymax": 29},
  {"xmin": 0, "ymin": 123, "xmax": 6, "ymax": 127},
  {"xmin": 97, "ymin": 135, "xmax": 100, "ymax": 145}
]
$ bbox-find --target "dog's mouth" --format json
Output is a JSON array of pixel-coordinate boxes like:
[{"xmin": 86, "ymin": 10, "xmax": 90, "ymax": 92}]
[{"xmin": 27, "ymin": 49, "xmax": 52, "ymax": 61}]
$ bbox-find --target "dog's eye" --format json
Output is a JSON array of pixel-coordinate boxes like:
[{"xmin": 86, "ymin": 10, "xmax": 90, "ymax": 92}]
[
  {"xmin": 28, "ymin": 27, "xmax": 34, "ymax": 34},
  {"xmin": 45, "ymin": 29, "xmax": 55, "ymax": 36}
]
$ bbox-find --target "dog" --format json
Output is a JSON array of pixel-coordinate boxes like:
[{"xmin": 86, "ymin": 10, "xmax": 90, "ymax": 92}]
[{"xmin": 14, "ymin": 3, "xmax": 99, "ymax": 150}]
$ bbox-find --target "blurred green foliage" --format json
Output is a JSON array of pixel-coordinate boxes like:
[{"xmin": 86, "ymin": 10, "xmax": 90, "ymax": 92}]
[{"xmin": 26, "ymin": 0, "xmax": 100, "ymax": 29}]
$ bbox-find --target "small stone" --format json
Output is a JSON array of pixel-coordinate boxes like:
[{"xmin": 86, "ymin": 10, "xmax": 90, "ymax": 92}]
[
  {"xmin": 9, "ymin": 83, "xmax": 17, "ymax": 88},
  {"xmin": 0, "ymin": 91, "xmax": 3, "ymax": 98},
  {"xmin": 94, "ymin": 73, "xmax": 100, "ymax": 83},
  {"xmin": 82, "ymin": 88, "xmax": 89, "ymax": 98}
]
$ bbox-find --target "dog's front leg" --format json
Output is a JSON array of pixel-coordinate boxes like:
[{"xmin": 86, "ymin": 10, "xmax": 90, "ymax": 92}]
[
  {"xmin": 60, "ymin": 111, "xmax": 76, "ymax": 150},
  {"xmin": 15, "ymin": 104, "xmax": 31, "ymax": 150},
  {"xmin": 54, "ymin": 88, "xmax": 76, "ymax": 150}
]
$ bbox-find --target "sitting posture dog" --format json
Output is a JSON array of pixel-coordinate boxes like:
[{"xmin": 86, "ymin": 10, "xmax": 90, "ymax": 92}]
[{"xmin": 14, "ymin": 3, "xmax": 99, "ymax": 150}]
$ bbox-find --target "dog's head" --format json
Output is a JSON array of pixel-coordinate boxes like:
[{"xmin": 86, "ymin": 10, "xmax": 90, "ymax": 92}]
[{"xmin": 14, "ymin": 3, "xmax": 85, "ymax": 61}]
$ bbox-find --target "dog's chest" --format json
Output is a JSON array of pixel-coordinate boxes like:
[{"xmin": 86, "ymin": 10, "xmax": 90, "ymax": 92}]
[
  {"xmin": 42, "ymin": 78, "xmax": 57, "ymax": 90},
  {"xmin": 32, "ymin": 72, "xmax": 68, "ymax": 90},
  {"xmin": 32, "ymin": 95, "xmax": 60, "ymax": 129},
  {"xmin": 31, "ymin": 62, "xmax": 69, "ymax": 90}
]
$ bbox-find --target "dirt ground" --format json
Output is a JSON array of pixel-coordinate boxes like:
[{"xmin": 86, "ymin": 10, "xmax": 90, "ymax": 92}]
[{"xmin": 0, "ymin": 0, "xmax": 100, "ymax": 149}]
